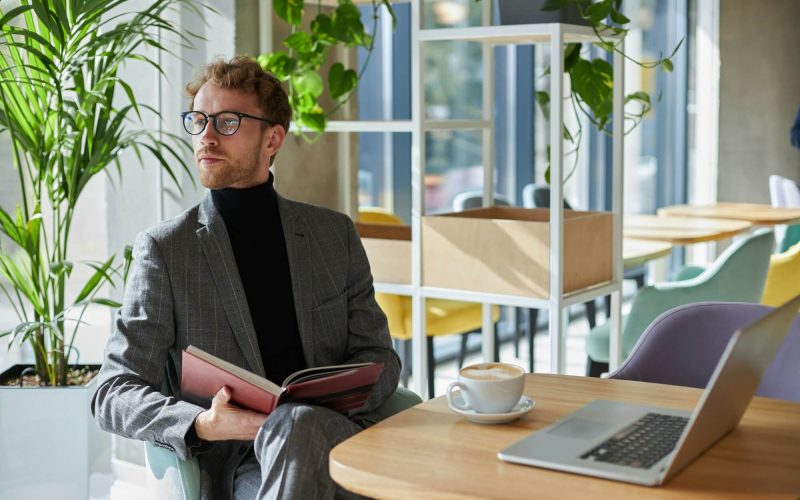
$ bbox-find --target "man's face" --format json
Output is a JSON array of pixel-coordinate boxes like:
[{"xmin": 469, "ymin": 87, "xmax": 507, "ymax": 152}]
[{"xmin": 191, "ymin": 83, "xmax": 284, "ymax": 189}]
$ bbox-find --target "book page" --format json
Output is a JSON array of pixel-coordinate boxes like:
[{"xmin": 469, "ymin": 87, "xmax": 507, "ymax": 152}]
[
  {"xmin": 282, "ymin": 362, "xmax": 375, "ymax": 387},
  {"xmin": 186, "ymin": 345, "xmax": 282, "ymax": 394}
]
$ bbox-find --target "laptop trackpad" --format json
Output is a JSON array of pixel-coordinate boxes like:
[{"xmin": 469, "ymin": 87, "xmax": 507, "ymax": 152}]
[{"xmin": 547, "ymin": 418, "xmax": 614, "ymax": 440}]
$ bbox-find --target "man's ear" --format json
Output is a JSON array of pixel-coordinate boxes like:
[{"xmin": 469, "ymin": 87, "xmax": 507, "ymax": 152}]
[{"xmin": 265, "ymin": 124, "xmax": 286, "ymax": 158}]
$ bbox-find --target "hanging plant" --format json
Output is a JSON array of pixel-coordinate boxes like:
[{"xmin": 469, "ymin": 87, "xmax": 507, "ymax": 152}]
[
  {"xmin": 258, "ymin": 0, "xmax": 396, "ymax": 141},
  {"xmin": 535, "ymin": 0, "xmax": 683, "ymax": 183}
]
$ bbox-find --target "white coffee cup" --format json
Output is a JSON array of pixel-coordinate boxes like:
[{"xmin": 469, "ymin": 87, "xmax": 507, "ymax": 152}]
[{"xmin": 446, "ymin": 362, "xmax": 525, "ymax": 414}]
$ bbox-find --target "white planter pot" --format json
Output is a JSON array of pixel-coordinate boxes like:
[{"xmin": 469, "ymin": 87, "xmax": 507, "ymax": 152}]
[{"xmin": 0, "ymin": 365, "xmax": 111, "ymax": 500}]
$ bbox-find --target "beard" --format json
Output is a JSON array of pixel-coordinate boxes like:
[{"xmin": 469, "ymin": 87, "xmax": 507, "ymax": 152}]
[{"xmin": 196, "ymin": 135, "xmax": 267, "ymax": 189}]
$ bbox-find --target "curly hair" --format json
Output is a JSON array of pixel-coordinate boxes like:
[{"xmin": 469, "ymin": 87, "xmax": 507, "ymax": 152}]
[{"xmin": 186, "ymin": 55, "xmax": 291, "ymax": 139}]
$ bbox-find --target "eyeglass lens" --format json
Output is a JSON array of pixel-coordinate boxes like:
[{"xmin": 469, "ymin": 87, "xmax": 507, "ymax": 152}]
[{"xmin": 183, "ymin": 111, "xmax": 241, "ymax": 136}]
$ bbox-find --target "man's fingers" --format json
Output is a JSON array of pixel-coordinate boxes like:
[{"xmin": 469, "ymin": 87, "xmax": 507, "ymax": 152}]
[{"xmin": 213, "ymin": 385, "xmax": 231, "ymax": 405}]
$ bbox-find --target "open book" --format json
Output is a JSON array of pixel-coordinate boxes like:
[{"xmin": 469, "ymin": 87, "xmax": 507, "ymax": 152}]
[{"xmin": 181, "ymin": 345, "xmax": 383, "ymax": 414}]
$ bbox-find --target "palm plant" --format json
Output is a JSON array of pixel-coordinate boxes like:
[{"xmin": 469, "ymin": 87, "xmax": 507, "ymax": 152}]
[{"xmin": 0, "ymin": 0, "xmax": 197, "ymax": 386}]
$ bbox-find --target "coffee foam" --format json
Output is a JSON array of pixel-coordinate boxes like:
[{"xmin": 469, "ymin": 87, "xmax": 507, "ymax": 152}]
[{"xmin": 461, "ymin": 364, "xmax": 521, "ymax": 380}]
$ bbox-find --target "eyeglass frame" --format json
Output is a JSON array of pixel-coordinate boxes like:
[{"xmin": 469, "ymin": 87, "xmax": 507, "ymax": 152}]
[{"xmin": 180, "ymin": 110, "xmax": 276, "ymax": 136}]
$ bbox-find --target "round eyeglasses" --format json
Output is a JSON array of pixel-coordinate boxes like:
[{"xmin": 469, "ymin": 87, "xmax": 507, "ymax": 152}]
[{"xmin": 181, "ymin": 110, "xmax": 276, "ymax": 136}]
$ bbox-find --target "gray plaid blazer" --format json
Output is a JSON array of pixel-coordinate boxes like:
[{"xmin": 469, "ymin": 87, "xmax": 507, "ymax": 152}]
[{"xmin": 92, "ymin": 194, "xmax": 400, "ymax": 499}]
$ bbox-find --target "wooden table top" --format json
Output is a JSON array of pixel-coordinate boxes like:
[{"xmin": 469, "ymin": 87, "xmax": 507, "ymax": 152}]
[
  {"xmin": 623, "ymin": 238, "xmax": 673, "ymax": 268},
  {"xmin": 330, "ymin": 374, "xmax": 800, "ymax": 499},
  {"xmin": 658, "ymin": 202, "xmax": 800, "ymax": 225},
  {"xmin": 623, "ymin": 214, "xmax": 752, "ymax": 244}
]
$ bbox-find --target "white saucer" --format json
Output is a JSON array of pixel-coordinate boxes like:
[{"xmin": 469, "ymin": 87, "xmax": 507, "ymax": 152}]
[{"xmin": 447, "ymin": 394, "xmax": 535, "ymax": 424}]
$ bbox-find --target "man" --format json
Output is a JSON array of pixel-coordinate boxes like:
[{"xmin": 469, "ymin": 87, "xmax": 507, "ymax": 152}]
[{"xmin": 92, "ymin": 56, "xmax": 401, "ymax": 499}]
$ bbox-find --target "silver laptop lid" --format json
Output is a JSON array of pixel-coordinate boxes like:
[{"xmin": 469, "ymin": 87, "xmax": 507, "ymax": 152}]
[{"xmin": 661, "ymin": 293, "xmax": 800, "ymax": 481}]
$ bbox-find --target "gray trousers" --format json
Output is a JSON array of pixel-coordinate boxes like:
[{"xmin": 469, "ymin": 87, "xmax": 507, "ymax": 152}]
[{"xmin": 233, "ymin": 403, "xmax": 366, "ymax": 500}]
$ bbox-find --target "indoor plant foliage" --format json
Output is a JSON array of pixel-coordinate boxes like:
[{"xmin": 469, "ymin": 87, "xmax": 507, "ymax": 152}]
[
  {"xmin": 535, "ymin": 0, "xmax": 683, "ymax": 182},
  {"xmin": 258, "ymin": 0, "xmax": 396, "ymax": 140},
  {"xmin": 0, "ymin": 0, "xmax": 195, "ymax": 386}
]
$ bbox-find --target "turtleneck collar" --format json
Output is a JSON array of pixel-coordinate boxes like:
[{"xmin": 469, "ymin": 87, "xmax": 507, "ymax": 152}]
[{"xmin": 210, "ymin": 172, "xmax": 278, "ymax": 230}]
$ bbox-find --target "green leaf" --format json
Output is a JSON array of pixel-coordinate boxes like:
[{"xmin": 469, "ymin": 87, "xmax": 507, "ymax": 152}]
[
  {"xmin": 570, "ymin": 58, "xmax": 613, "ymax": 122},
  {"xmin": 332, "ymin": 2, "xmax": 366, "ymax": 46},
  {"xmin": 609, "ymin": 9, "xmax": 630, "ymax": 25},
  {"xmin": 586, "ymin": 2, "xmax": 612, "ymax": 24},
  {"xmin": 293, "ymin": 70, "xmax": 324, "ymax": 98},
  {"xmin": 311, "ymin": 14, "xmax": 337, "ymax": 45},
  {"xmin": 274, "ymin": 0, "xmax": 304, "ymax": 25},
  {"xmin": 661, "ymin": 59, "xmax": 674, "ymax": 73},
  {"xmin": 260, "ymin": 51, "xmax": 296, "ymax": 80},
  {"xmin": 49, "ymin": 261, "xmax": 74, "ymax": 279},
  {"xmin": 73, "ymin": 256, "xmax": 116, "ymax": 304},
  {"xmin": 535, "ymin": 91, "xmax": 550, "ymax": 120},
  {"xmin": 328, "ymin": 63, "xmax": 357, "ymax": 100},
  {"xmin": 564, "ymin": 43, "xmax": 582, "ymax": 73},
  {"xmin": 300, "ymin": 111, "xmax": 326, "ymax": 132},
  {"xmin": 284, "ymin": 32, "xmax": 313, "ymax": 53},
  {"xmin": 88, "ymin": 297, "xmax": 122, "ymax": 308},
  {"xmin": 123, "ymin": 244, "xmax": 133, "ymax": 283}
]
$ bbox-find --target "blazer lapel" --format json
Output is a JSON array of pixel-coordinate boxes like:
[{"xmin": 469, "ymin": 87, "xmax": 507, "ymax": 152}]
[
  {"xmin": 196, "ymin": 196, "xmax": 265, "ymax": 376},
  {"xmin": 277, "ymin": 195, "xmax": 315, "ymax": 367}
]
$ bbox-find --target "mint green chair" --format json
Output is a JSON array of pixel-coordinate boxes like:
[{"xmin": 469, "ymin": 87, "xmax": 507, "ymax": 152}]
[
  {"xmin": 585, "ymin": 228, "xmax": 774, "ymax": 376},
  {"xmin": 144, "ymin": 386, "xmax": 422, "ymax": 499}
]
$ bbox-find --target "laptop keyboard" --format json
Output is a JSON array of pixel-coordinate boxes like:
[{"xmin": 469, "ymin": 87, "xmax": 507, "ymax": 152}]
[{"xmin": 580, "ymin": 413, "xmax": 689, "ymax": 469}]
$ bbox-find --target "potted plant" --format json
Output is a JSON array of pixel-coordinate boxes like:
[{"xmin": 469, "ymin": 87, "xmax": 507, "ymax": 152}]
[
  {"xmin": 258, "ymin": 0, "xmax": 396, "ymax": 140},
  {"xmin": 0, "ymin": 1, "xmax": 197, "ymax": 497}
]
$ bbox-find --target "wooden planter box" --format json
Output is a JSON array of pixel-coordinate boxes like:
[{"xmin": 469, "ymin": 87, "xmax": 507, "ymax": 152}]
[
  {"xmin": 422, "ymin": 207, "xmax": 612, "ymax": 298},
  {"xmin": 355, "ymin": 222, "xmax": 412, "ymax": 285}
]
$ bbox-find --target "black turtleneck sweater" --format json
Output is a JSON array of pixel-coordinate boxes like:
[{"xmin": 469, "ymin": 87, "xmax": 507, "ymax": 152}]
[{"xmin": 210, "ymin": 175, "xmax": 306, "ymax": 384}]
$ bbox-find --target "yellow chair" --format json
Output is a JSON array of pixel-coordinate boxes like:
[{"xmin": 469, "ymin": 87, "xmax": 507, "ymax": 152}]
[
  {"xmin": 359, "ymin": 207, "xmax": 500, "ymax": 397},
  {"xmin": 762, "ymin": 241, "xmax": 800, "ymax": 307}
]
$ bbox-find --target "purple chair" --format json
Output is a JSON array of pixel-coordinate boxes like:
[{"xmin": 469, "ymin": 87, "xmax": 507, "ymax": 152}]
[{"xmin": 608, "ymin": 302, "xmax": 800, "ymax": 402}]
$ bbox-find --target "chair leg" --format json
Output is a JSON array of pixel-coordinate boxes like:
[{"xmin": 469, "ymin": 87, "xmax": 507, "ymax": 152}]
[
  {"xmin": 513, "ymin": 307, "xmax": 522, "ymax": 357},
  {"xmin": 458, "ymin": 333, "xmax": 469, "ymax": 368},
  {"xmin": 427, "ymin": 336, "xmax": 436, "ymax": 398},
  {"xmin": 584, "ymin": 300, "xmax": 597, "ymax": 329},
  {"xmin": 528, "ymin": 308, "xmax": 538, "ymax": 373},
  {"xmin": 586, "ymin": 357, "xmax": 609, "ymax": 378},
  {"xmin": 397, "ymin": 339, "xmax": 410, "ymax": 387},
  {"xmin": 493, "ymin": 322, "xmax": 500, "ymax": 362}
]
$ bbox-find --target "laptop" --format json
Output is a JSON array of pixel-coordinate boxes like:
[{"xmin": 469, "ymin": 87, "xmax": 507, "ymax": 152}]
[{"xmin": 498, "ymin": 294, "xmax": 800, "ymax": 486}]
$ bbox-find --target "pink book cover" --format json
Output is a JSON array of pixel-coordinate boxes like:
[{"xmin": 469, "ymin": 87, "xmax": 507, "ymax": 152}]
[{"xmin": 181, "ymin": 347, "xmax": 383, "ymax": 414}]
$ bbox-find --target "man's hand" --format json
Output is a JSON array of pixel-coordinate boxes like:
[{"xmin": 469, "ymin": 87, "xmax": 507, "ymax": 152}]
[{"xmin": 194, "ymin": 386, "xmax": 268, "ymax": 441}]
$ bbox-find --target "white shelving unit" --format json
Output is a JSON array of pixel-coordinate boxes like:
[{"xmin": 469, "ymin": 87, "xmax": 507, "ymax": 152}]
[{"xmin": 402, "ymin": 2, "xmax": 624, "ymax": 399}]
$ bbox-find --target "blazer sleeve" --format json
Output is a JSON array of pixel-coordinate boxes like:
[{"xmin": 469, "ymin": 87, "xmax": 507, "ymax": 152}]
[
  {"xmin": 91, "ymin": 231, "xmax": 207, "ymax": 460},
  {"xmin": 341, "ymin": 217, "xmax": 402, "ymax": 416}
]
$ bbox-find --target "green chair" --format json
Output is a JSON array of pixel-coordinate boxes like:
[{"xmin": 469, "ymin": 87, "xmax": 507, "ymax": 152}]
[
  {"xmin": 585, "ymin": 228, "xmax": 775, "ymax": 376},
  {"xmin": 144, "ymin": 386, "xmax": 422, "ymax": 499}
]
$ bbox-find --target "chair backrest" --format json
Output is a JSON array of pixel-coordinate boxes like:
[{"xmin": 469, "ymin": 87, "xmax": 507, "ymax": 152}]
[
  {"xmin": 521, "ymin": 183, "xmax": 574, "ymax": 210},
  {"xmin": 358, "ymin": 206, "xmax": 405, "ymax": 225},
  {"xmin": 762, "ymin": 240, "xmax": 800, "ymax": 307},
  {"xmin": 769, "ymin": 174, "xmax": 800, "ymax": 208},
  {"xmin": 620, "ymin": 228, "xmax": 774, "ymax": 356},
  {"xmin": 451, "ymin": 190, "xmax": 510, "ymax": 211},
  {"xmin": 609, "ymin": 301, "xmax": 800, "ymax": 402}
]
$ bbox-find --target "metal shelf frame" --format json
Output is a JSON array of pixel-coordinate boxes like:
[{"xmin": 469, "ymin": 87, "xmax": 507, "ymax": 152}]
[{"xmin": 402, "ymin": 2, "xmax": 624, "ymax": 399}]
